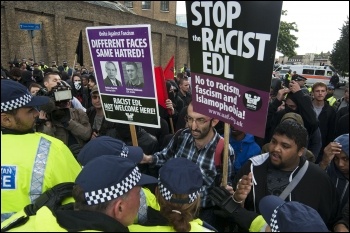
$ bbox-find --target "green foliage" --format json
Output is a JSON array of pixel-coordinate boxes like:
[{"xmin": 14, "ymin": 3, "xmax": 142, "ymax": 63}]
[
  {"xmin": 276, "ymin": 10, "xmax": 299, "ymax": 58},
  {"xmin": 330, "ymin": 17, "xmax": 349, "ymax": 75}
]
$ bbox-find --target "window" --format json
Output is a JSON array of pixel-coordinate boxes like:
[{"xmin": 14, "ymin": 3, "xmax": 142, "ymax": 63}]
[
  {"xmin": 315, "ymin": 70, "xmax": 325, "ymax": 75},
  {"xmin": 142, "ymin": 1, "xmax": 151, "ymax": 9},
  {"xmin": 124, "ymin": 1, "xmax": 133, "ymax": 8},
  {"xmin": 160, "ymin": 1, "xmax": 169, "ymax": 11},
  {"xmin": 302, "ymin": 69, "xmax": 315, "ymax": 75}
]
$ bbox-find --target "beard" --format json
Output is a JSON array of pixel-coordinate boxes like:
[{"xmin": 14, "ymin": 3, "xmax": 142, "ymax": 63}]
[
  {"xmin": 14, "ymin": 115, "xmax": 35, "ymax": 133},
  {"xmin": 191, "ymin": 123, "xmax": 212, "ymax": 140}
]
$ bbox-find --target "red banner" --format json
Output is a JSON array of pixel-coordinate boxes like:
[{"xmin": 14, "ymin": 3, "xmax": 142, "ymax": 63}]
[
  {"xmin": 154, "ymin": 66, "xmax": 168, "ymax": 109},
  {"xmin": 163, "ymin": 55, "xmax": 175, "ymax": 81}
]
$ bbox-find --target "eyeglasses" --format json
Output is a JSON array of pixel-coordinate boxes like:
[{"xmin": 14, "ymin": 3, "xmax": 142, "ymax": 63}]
[{"xmin": 184, "ymin": 115, "xmax": 211, "ymax": 125}]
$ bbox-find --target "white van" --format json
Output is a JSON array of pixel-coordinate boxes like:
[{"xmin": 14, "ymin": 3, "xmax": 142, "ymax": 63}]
[{"xmin": 275, "ymin": 65, "xmax": 336, "ymax": 86}]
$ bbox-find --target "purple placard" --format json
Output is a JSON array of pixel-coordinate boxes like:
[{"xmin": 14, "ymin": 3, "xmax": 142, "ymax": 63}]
[
  {"xmin": 85, "ymin": 25, "xmax": 160, "ymax": 127},
  {"xmin": 191, "ymin": 72, "xmax": 269, "ymax": 137}
]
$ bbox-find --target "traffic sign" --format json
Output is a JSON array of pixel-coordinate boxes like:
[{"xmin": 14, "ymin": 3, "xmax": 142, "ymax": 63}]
[{"xmin": 19, "ymin": 23, "xmax": 41, "ymax": 30}]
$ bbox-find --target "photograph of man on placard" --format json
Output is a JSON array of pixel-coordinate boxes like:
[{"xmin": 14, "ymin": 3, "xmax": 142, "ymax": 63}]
[
  {"xmin": 102, "ymin": 61, "xmax": 122, "ymax": 87},
  {"xmin": 123, "ymin": 62, "xmax": 144, "ymax": 88}
]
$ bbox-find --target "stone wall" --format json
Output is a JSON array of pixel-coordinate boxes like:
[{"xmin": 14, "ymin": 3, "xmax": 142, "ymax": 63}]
[{"xmin": 1, "ymin": 1, "xmax": 189, "ymax": 71}]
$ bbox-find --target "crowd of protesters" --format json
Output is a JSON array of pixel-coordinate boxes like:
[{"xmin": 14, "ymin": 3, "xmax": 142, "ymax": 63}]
[{"xmin": 1, "ymin": 58, "xmax": 349, "ymax": 232}]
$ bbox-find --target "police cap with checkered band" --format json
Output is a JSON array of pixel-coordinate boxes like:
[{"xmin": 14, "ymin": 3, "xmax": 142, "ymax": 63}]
[
  {"xmin": 1, "ymin": 79, "xmax": 50, "ymax": 113},
  {"xmin": 75, "ymin": 155, "xmax": 158, "ymax": 205}
]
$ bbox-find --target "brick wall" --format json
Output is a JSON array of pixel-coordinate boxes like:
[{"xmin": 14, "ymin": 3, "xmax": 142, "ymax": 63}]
[
  {"xmin": 1, "ymin": 1, "xmax": 188, "ymax": 71},
  {"xmin": 125, "ymin": 1, "xmax": 177, "ymax": 24}
]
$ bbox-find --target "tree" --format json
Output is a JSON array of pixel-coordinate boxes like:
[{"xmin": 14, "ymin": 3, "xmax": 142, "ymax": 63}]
[
  {"xmin": 276, "ymin": 10, "xmax": 299, "ymax": 58},
  {"xmin": 330, "ymin": 17, "xmax": 349, "ymax": 76}
]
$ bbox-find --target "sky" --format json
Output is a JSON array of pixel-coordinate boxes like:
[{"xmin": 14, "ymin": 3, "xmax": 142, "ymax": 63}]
[{"xmin": 176, "ymin": 1, "xmax": 349, "ymax": 55}]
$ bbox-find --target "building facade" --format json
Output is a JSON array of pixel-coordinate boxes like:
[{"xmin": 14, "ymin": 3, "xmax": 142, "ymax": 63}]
[
  {"xmin": 121, "ymin": 1, "xmax": 176, "ymax": 24},
  {"xmin": 1, "ymin": 1, "xmax": 188, "ymax": 70},
  {"xmin": 276, "ymin": 52, "xmax": 331, "ymax": 66}
]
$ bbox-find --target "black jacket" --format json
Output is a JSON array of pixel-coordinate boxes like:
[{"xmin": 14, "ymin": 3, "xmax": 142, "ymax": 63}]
[
  {"xmin": 315, "ymin": 102, "xmax": 336, "ymax": 162},
  {"xmin": 233, "ymin": 153, "xmax": 339, "ymax": 230},
  {"xmin": 265, "ymin": 90, "xmax": 319, "ymax": 144},
  {"xmin": 55, "ymin": 209, "xmax": 129, "ymax": 232}
]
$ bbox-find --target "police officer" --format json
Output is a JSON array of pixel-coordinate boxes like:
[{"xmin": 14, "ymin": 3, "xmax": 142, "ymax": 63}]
[
  {"xmin": 1, "ymin": 155, "xmax": 158, "ymax": 231},
  {"xmin": 1, "ymin": 80, "xmax": 82, "ymax": 222},
  {"xmin": 291, "ymin": 75, "xmax": 310, "ymax": 96},
  {"xmin": 38, "ymin": 61, "xmax": 48, "ymax": 71},
  {"xmin": 76, "ymin": 136, "xmax": 160, "ymax": 224},
  {"xmin": 129, "ymin": 158, "xmax": 216, "ymax": 232},
  {"xmin": 283, "ymin": 69, "xmax": 292, "ymax": 87},
  {"xmin": 326, "ymin": 84, "xmax": 337, "ymax": 107}
]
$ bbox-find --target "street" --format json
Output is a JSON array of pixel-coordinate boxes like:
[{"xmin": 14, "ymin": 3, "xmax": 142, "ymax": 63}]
[{"xmin": 334, "ymin": 85, "xmax": 347, "ymax": 99}]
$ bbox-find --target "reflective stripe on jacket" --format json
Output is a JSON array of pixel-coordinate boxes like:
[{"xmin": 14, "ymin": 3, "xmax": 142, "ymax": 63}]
[{"xmin": 1, "ymin": 133, "xmax": 81, "ymax": 222}]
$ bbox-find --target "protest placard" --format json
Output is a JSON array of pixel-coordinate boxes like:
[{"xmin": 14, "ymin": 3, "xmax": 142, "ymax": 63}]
[
  {"xmin": 86, "ymin": 25, "xmax": 160, "ymax": 128},
  {"xmin": 186, "ymin": 1, "xmax": 282, "ymax": 137}
]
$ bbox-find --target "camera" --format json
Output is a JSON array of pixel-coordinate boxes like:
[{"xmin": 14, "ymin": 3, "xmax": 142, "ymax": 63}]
[
  {"xmin": 37, "ymin": 81, "xmax": 73, "ymax": 124},
  {"xmin": 51, "ymin": 80, "xmax": 73, "ymax": 102},
  {"xmin": 37, "ymin": 80, "xmax": 73, "ymax": 103}
]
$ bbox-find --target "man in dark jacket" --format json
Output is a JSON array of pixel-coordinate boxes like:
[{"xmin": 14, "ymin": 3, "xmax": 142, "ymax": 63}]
[
  {"xmin": 265, "ymin": 80, "xmax": 321, "ymax": 157},
  {"xmin": 233, "ymin": 121, "xmax": 339, "ymax": 231},
  {"xmin": 330, "ymin": 73, "xmax": 340, "ymax": 88},
  {"xmin": 319, "ymin": 134, "xmax": 349, "ymax": 212},
  {"xmin": 311, "ymin": 82, "xmax": 336, "ymax": 163}
]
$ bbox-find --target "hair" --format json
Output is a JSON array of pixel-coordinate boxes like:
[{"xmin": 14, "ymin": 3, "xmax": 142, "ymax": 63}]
[
  {"xmin": 60, "ymin": 71, "xmax": 70, "ymax": 81},
  {"xmin": 125, "ymin": 62, "xmax": 138, "ymax": 70},
  {"xmin": 176, "ymin": 72, "xmax": 184, "ymax": 79},
  {"xmin": 81, "ymin": 74, "xmax": 90, "ymax": 83},
  {"xmin": 271, "ymin": 78, "xmax": 282, "ymax": 97},
  {"xmin": 71, "ymin": 72, "xmax": 81, "ymax": 81},
  {"xmin": 88, "ymin": 74, "xmax": 96, "ymax": 83},
  {"xmin": 28, "ymin": 82, "xmax": 43, "ymax": 91},
  {"xmin": 155, "ymin": 187, "xmax": 200, "ymax": 232},
  {"xmin": 105, "ymin": 61, "xmax": 117, "ymax": 70},
  {"xmin": 43, "ymin": 70, "xmax": 61, "ymax": 83},
  {"xmin": 73, "ymin": 184, "xmax": 128, "ymax": 213},
  {"xmin": 32, "ymin": 69, "xmax": 43, "ymax": 79},
  {"xmin": 273, "ymin": 120, "xmax": 308, "ymax": 150},
  {"xmin": 312, "ymin": 81, "xmax": 327, "ymax": 92},
  {"xmin": 9, "ymin": 67, "xmax": 22, "ymax": 78},
  {"xmin": 179, "ymin": 77, "xmax": 189, "ymax": 85}
]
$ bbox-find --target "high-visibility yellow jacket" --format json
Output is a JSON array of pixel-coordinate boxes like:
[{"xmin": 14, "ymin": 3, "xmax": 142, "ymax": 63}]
[
  {"xmin": 1, "ymin": 187, "xmax": 159, "ymax": 230},
  {"xmin": 128, "ymin": 218, "xmax": 215, "ymax": 232},
  {"xmin": 327, "ymin": 96, "xmax": 337, "ymax": 106},
  {"xmin": 135, "ymin": 187, "xmax": 160, "ymax": 224},
  {"xmin": 1, "ymin": 206, "xmax": 127, "ymax": 232},
  {"xmin": 1, "ymin": 132, "xmax": 82, "ymax": 222}
]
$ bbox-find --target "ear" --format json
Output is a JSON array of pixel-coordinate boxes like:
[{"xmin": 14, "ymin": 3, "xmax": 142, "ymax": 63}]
[
  {"xmin": 298, "ymin": 147, "xmax": 306, "ymax": 157},
  {"xmin": 211, "ymin": 118, "xmax": 219, "ymax": 127},
  {"xmin": 1, "ymin": 113, "xmax": 14, "ymax": 128},
  {"xmin": 44, "ymin": 80, "xmax": 49, "ymax": 88},
  {"xmin": 112, "ymin": 199, "xmax": 123, "ymax": 219}
]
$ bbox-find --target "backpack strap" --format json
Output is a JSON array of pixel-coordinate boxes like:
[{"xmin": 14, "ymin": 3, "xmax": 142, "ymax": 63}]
[
  {"xmin": 2, "ymin": 182, "xmax": 74, "ymax": 232},
  {"xmin": 214, "ymin": 136, "xmax": 225, "ymax": 167},
  {"xmin": 279, "ymin": 160, "xmax": 309, "ymax": 200}
]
